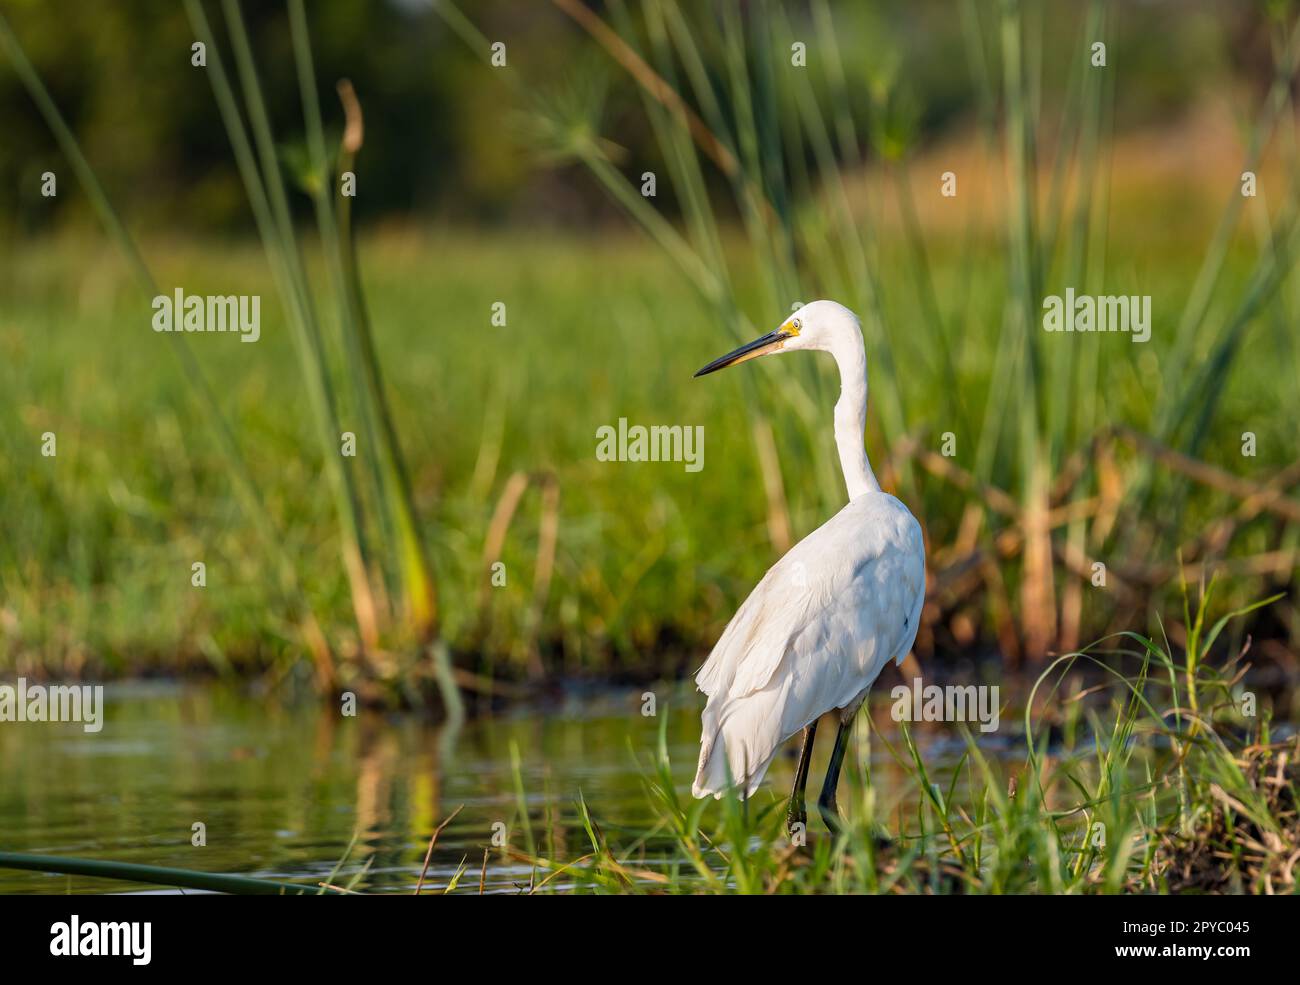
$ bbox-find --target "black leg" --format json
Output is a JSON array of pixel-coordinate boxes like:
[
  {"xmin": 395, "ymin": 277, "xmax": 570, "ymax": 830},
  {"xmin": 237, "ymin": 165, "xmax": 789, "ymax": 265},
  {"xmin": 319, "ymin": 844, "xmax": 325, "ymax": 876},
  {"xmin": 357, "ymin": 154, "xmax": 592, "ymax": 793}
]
[
  {"xmin": 785, "ymin": 721, "xmax": 818, "ymax": 836},
  {"xmin": 818, "ymin": 717, "xmax": 853, "ymax": 834}
]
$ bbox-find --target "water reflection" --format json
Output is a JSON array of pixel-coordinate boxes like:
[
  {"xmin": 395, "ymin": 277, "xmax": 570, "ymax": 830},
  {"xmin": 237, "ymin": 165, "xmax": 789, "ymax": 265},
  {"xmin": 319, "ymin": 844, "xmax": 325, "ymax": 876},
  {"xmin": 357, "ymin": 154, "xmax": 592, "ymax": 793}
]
[{"xmin": 0, "ymin": 680, "xmax": 1005, "ymax": 894}]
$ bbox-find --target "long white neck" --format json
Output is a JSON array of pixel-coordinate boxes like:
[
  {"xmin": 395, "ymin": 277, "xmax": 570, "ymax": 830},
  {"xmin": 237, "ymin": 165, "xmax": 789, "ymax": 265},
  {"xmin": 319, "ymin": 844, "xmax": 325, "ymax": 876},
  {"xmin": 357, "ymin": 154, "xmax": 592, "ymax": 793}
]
[{"xmin": 829, "ymin": 330, "xmax": 881, "ymax": 501}]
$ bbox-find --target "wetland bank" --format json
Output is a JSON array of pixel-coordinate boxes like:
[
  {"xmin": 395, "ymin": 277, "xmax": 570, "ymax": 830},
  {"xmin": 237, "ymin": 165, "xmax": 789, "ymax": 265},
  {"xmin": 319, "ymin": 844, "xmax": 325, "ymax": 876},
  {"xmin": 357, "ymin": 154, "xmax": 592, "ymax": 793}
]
[{"xmin": 2, "ymin": 592, "xmax": 1294, "ymax": 896}]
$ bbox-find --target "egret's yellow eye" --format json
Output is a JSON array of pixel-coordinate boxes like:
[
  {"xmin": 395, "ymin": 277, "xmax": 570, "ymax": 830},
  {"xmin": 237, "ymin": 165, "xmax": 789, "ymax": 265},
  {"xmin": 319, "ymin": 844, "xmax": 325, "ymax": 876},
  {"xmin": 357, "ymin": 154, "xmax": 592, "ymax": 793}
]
[{"xmin": 788, "ymin": 317, "xmax": 802, "ymax": 335}]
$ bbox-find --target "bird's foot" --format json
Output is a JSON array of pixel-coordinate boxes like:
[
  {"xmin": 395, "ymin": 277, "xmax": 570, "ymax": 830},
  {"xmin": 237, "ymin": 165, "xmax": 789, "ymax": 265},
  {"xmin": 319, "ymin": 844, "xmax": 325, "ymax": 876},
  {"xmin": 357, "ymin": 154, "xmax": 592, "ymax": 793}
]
[{"xmin": 818, "ymin": 797, "xmax": 844, "ymax": 836}]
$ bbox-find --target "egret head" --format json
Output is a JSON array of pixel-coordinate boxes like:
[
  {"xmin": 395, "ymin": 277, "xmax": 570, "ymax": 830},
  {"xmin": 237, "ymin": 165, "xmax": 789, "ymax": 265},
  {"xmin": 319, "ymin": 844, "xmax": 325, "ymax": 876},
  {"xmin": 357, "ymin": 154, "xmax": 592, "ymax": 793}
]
[{"xmin": 693, "ymin": 300, "xmax": 860, "ymax": 377}]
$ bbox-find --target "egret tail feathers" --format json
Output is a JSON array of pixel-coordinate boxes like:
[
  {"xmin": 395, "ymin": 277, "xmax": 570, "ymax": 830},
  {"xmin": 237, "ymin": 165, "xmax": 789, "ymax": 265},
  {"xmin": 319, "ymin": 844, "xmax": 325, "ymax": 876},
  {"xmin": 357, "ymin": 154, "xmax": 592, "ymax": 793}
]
[{"xmin": 691, "ymin": 687, "xmax": 789, "ymax": 799}]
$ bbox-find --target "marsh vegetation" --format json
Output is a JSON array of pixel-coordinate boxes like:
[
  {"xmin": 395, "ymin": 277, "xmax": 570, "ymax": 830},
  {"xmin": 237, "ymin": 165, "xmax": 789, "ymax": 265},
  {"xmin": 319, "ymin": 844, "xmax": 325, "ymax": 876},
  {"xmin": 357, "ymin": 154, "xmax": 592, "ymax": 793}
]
[{"xmin": 0, "ymin": 1, "xmax": 1297, "ymax": 894}]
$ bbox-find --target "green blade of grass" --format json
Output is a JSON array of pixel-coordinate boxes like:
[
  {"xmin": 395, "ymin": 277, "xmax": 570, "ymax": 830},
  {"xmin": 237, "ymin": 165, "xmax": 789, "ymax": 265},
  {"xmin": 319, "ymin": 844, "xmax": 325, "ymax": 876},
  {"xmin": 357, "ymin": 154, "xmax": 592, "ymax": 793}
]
[{"xmin": 0, "ymin": 851, "xmax": 347, "ymax": 895}]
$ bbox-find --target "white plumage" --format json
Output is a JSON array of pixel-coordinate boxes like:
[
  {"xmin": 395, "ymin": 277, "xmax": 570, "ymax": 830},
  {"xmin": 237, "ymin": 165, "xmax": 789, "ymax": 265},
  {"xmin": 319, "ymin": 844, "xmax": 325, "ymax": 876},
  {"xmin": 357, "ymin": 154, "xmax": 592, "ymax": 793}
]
[
  {"xmin": 693, "ymin": 494, "xmax": 924, "ymax": 797},
  {"xmin": 690, "ymin": 300, "xmax": 926, "ymax": 815}
]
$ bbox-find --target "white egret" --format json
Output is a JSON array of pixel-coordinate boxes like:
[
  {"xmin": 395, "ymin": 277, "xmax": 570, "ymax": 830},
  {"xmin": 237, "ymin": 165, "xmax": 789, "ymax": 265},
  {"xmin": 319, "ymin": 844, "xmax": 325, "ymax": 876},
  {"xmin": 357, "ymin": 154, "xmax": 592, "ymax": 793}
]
[{"xmin": 691, "ymin": 300, "xmax": 925, "ymax": 834}]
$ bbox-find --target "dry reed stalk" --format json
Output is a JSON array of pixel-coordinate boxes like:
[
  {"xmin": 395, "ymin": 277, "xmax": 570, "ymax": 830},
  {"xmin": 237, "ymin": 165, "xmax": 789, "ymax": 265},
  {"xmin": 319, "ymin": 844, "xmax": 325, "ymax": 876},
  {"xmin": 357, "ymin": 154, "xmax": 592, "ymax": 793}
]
[
  {"xmin": 1135, "ymin": 550, "xmax": 1298, "ymax": 585},
  {"xmin": 1116, "ymin": 426, "xmax": 1300, "ymax": 523},
  {"xmin": 414, "ymin": 804, "xmax": 464, "ymax": 894},
  {"xmin": 953, "ymin": 501, "xmax": 986, "ymax": 558},
  {"xmin": 1058, "ymin": 519, "xmax": 1087, "ymax": 652},
  {"xmin": 301, "ymin": 610, "xmax": 337, "ymax": 693},
  {"xmin": 474, "ymin": 471, "xmax": 562, "ymax": 676},
  {"xmin": 337, "ymin": 77, "xmax": 364, "ymax": 152},
  {"xmin": 1091, "ymin": 438, "xmax": 1124, "ymax": 546},
  {"xmin": 1184, "ymin": 458, "xmax": 1300, "ymax": 560},
  {"xmin": 476, "ymin": 471, "xmax": 532, "ymax": 628},
  {"xmin": 1053, "ymin": 539, "xmax": 1134, "ymax": 600},
  {"xmin": 1020, "ymin": 460, "xmax": 1058, "ymax": 661},
  {"xmin": 549, "ymin": 0, "xmax": 739, "ymax": 179},
  {"xmin": 895, "ymin": 436, "xmax": 1021, "ymax": 517}
]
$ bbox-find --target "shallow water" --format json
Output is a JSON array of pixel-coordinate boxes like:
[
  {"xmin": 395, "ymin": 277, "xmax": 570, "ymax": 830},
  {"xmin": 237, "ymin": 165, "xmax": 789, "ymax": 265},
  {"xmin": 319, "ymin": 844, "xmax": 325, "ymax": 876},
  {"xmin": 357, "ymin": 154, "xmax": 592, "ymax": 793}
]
[{"xmin": 0, "ymin": 680, "xmax": 1014, "ymax": 894}]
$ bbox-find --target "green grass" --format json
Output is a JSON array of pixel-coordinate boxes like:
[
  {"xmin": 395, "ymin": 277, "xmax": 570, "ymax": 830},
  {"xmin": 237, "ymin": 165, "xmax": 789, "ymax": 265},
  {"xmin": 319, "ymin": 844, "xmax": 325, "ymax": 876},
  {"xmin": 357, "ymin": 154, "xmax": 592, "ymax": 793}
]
[
  {"xmin": 1, "ymin": 0, "xmax": 1299, "ymax": 690},
  {"xmin": 0, "ymin": 226, "xmax": 1294, "ymax": 682},
  {"xmin": 500, "ymin": 590, "xmax": 1298, "ymax": 894},
  {"xmin": 0, "ymin": 851, "xmax": 352, "ymax": 895},
  {"xmin": 437, "ymin": 0, "xmax": 1300, "ymax": 671},
  {"xmin": 2, "ymin": 588, "xmax": 1291, "ymax": 894}
]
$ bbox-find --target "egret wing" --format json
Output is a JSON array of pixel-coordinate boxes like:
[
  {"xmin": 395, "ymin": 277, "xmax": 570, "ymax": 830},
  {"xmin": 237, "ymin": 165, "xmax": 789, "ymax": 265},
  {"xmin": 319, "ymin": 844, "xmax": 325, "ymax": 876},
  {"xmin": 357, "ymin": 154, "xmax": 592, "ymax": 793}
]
[{"xmin": 693, "ymin": 494, "xmax": 924, "ymax": 798}]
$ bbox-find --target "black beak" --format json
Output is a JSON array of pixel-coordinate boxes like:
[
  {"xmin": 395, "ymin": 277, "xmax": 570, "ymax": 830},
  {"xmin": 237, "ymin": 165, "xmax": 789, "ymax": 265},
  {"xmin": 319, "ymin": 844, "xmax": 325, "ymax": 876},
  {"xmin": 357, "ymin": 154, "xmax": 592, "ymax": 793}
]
[{"xmin": 694, "ymin": 330, "xmax": 793, "ymax": 378}]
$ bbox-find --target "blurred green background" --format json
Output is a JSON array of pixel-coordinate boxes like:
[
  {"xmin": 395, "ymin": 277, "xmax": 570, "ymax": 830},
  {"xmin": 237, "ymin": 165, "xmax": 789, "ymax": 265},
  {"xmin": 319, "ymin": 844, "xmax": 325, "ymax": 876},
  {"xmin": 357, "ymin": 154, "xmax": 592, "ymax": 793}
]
[
  {"xmin": 2, "ymin": 0, "xmax": 1298, "ymax": 693},
  {"xmin": 0, "ymin": 0, "xmax": 1280, "ymax": 234}
]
